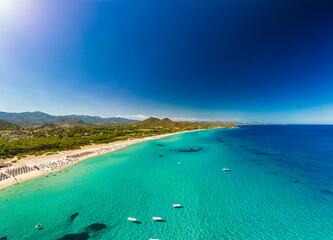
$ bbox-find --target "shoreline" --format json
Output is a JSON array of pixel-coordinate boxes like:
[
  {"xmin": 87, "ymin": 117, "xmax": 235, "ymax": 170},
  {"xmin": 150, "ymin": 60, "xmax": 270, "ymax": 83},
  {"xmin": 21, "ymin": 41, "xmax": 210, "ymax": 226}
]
[{"xmin": 0, "ymin": 129, "xmax": 202, "ymax": 190}]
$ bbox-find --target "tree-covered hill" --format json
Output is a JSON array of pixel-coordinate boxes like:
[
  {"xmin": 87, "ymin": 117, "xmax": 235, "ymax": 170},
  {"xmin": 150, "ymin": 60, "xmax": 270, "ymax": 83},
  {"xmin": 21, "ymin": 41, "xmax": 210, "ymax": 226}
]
[
  {"xmin": 135, "ymin": 117, "xmax": 162, "ymax": 127},
  {"xmin": 0, "ymin": 111, "xmax": 137, "ymax": 126},
  {"xmin": 51, "ymin": 117, "xmax": 86, "ymax": 127},
  {"xmin": 0, "ymin": 119, "xmax": 19, "ymax": 131},
  {"xmin": 135, "ymin": 117, "xmax": 178, "ymax": 127}
]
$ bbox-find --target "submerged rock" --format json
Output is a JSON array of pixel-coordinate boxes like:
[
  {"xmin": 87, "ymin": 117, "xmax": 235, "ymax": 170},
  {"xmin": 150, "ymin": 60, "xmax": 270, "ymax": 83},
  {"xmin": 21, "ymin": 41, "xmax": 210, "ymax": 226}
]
[
  {"xmin": 57, "ymin": 233, "xmax": 89, "ymax": 240},
  {"xmin": 85, "ymin": 223, "xmax": 107, "ymax": 232},
  {"xmin": 321, "ymin": 189, "xmax": 333, "ymax": 195},
  {"xmin": 70, "ymin": 212, "xmax": 79, "ymax": 222},
  {"xmin": 178, "ymin": 147, "xmax": 203, "ymax": 153},
  {"xmin": 246, "ymin": 148, "xmax": 273, "ymax": 156}
]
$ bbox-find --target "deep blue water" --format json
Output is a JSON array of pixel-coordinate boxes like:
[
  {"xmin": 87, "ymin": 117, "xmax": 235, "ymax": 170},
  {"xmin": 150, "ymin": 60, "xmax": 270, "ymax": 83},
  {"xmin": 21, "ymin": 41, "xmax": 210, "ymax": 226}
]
[
  {"xmin": 0, "ymin": 125, "xmax": 333, "ymax": 239},
  {"xmin": 224, "ymin": 125, "xmax": 333, "ymax": 191}
]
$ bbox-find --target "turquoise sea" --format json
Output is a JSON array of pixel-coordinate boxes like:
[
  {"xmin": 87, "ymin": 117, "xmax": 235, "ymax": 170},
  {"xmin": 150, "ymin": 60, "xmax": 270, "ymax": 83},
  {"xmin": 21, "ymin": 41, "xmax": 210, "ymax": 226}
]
[{"xmin": 1, "ymin": 126, "xmax": 333, "ymax": 239}]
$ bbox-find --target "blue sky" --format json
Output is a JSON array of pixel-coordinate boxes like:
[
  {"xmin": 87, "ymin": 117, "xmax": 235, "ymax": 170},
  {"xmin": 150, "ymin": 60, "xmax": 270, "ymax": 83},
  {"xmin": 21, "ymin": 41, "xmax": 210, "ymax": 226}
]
[{"xmin": 1, "ymin": 0, "xmax": 333, "ymax": 123}]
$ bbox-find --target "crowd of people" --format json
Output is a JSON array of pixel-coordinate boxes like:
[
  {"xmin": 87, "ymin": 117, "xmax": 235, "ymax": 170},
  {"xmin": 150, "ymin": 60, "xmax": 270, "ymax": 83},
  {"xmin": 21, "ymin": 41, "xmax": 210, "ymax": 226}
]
[
  {"xmin": 35, "ymin": 157, "xmax": 78, "ymax": 171},
  {"xmin": 0, "ymin": 137, "xmax": 153, "ymax": 183}
]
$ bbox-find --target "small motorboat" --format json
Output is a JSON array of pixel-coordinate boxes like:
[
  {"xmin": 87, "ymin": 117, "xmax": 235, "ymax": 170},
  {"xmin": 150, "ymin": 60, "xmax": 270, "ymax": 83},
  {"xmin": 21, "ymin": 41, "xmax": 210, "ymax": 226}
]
[
  {"xmin": 35, "ymin": 224, "xmax": 41, "ymax": 228},
  {"xmin": 222, "ymin": 168, "xmax": 231, "ymax": 171},
  {"xmin": 127, "ymin": 217, "xmax": 137, "ymax": 222},
  {"xmin": 172, "ymin": 204, "xmax": 181, "ymax": 208},
  {"xmin": 151, "ymin": 217, "xmax": 163, "ymax": 221}
]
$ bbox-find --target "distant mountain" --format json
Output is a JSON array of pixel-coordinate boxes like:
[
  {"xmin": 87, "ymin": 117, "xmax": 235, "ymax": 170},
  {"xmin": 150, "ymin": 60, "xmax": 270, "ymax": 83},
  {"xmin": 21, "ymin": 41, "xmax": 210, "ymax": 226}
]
[
  {"xmin": 64, "ymin": 115, "xmax": 138, "ymax": 124},
  {"xmin": 0, "ymin": 119, "xmax": 20, "ymax": 130},
  {"xmin": 0, "ymin": 111, "xmax": 55, "ymax": 126},
  {"xmin": 51, "ymin": 117, "xmax": 86, "ymax": 127},
  {"xmin": 137, "ymin": 117, "xmax": 161, "ymax": 126},
  {"xmin": 136, "ymin": 117, "xmax": 176, "ymax": 127},
  {"xmin": 0, "ymin": 111, "xmax": 137, "ymax": 127},
  {"xmin": 228, "ymin": 121, "xmax": 267, "ymax": 125},
  {"xmin": 159, "ymin": 117, "xmax": 176, "ymax": 127}
]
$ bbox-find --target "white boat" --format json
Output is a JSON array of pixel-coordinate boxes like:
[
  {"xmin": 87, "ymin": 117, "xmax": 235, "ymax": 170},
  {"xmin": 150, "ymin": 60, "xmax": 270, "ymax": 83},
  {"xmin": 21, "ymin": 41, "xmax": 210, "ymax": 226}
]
[
  {"xmin": 151, "ymin": 217, "xmax": 163, "ymax": 221},
  {"xmin": 127, "ymin": 217, "xmax": 137, "ymax": 222},
  {"xmin": 172, "ymin": 204, "xmax": 181, "ymax": 208},
  {"xmin": 222, "ymin": 168, "xmax": 231, "ymax": 171},
  {"xmin": 35, "ymin": 224, "xmax": 41, "ymax": 228}
]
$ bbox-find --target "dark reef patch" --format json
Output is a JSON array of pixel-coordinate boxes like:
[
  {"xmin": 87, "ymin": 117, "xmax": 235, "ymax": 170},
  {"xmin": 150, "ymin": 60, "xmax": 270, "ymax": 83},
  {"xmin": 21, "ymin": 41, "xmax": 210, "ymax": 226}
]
[
  {"xmin": 156, "ymin": 144, "xmax": 164, "ymax": 147},
  {"xmin": 245, "ymin": 148, "xmax": 276, "ymax": 156},
  {"xmin": 85, "ymin": 223, "xmax": 107, "ymax": 232},
  {"xmin": 159, "ymin": 155, "xmax": 164, "ymax": 157},
  {"xmin": 70, "ymin": 212, "xmax": 79, "ymax": 222},
  {"xmin": 269, "ymin": 172, "xmax": 278, "ymax": 175},
  {"xmin": 38, "ymin": 227, "xmax": 44, "ymax": 231},
  {"xmin": 57, "ymin": 233, "xmax": 89, "ymax": 240},
  {"xmin": 177, "ymin": 147, "xmax": 203, "ymax": 153},
  {"xmin": 321, "ymin": 189, "xmax": 333, "ymax": 195},
  {"xmin": 239, "ymin": 145, "xmax": 246, "ymax": 148},
  {"xmin": 293, "ymin": 180, "xmax": 300, "ymax": 183},
  {"xmin": 216, "ymin": 138, "xmax": 225, "ymax": 143}
]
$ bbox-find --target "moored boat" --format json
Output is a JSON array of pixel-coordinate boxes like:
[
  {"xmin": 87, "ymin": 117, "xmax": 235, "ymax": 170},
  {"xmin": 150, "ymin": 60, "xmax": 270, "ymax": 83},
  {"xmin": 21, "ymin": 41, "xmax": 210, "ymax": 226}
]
[
  {"xmin": 151, "ymin": 217, "xmax": 163, "ymax": 221},
  {"xmin": 222, "ymin": 168, "xmax": 231, "ymax": 171},
  {"xmin": 127, "ymin": 217, "xmax": 137, "ymax": 222},
  {"xmin": 172, "ymin": 204, "xmax": 181, "ymax": 208}
]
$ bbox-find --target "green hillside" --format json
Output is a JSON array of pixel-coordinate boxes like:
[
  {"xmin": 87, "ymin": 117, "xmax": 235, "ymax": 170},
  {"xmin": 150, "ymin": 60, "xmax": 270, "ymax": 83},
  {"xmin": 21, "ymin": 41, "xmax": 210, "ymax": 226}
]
[
  {"xmin": 0, "ymin": 111, "xmax": 137, "ymax": 126},
  {"xmin": 0, "ymin": 119, "xmax": 19, "ymax": 131},
  {"xmin": 135, "ymin": 117, "xmax": 177, "ymax": 127}
]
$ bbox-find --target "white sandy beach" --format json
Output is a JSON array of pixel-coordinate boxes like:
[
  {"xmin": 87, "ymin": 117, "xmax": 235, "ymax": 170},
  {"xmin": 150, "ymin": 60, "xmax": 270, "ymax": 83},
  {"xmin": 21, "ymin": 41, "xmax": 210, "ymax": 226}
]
[{"xmin": 0, "ymin": 131, "xmax": 191, "ymax": 190}]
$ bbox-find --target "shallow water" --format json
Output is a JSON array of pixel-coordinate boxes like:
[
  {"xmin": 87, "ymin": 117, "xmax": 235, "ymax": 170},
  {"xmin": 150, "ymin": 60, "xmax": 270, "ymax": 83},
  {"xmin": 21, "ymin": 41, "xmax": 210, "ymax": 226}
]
[{"xmin": 1, "ymin": 126, "xmax": 333, "ymax": 239}]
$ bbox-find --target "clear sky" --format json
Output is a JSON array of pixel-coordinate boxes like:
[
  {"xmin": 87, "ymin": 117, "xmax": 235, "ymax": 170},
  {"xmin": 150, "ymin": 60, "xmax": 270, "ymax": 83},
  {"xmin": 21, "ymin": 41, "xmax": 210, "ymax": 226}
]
[{"xmin": 1, "ymin": 0, "xmax": 333, "ymax": 123}]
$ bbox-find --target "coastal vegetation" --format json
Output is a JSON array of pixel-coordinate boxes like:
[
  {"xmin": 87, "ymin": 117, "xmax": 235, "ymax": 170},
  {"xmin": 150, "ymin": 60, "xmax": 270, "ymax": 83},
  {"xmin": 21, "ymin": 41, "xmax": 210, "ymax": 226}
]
[{"xmin": 0, "ymin": 117, "xmax": 236, "ymax": 159}]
